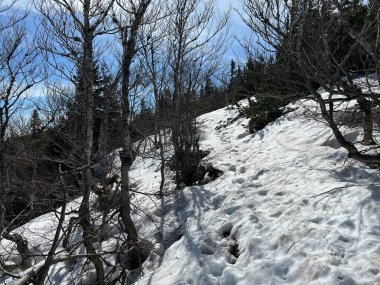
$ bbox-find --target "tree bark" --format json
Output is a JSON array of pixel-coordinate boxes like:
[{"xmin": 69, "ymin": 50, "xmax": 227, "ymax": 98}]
[
  {"xmin": 117, "ymin": 0, "xmax": 151, "ymax": 270},
  {"xmin": 34, "ymin": 164, "xmax": 68, "ymax": 285},
  {"xmin": 77, "ymin": 1, "xmax": 105, "ymax": 283},
  {"xmin": 356, "ymin": 95, "xmax": 375, "ymax": 145},
  {"xmin": 375, "ymin": 7, "xmax": 380, "ymax": 86}
]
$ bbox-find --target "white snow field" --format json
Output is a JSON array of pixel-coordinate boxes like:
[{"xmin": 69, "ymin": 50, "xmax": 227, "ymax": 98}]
[{"xmin": 2, "ymin": 97, "xmax": 380, "ymax": 285}]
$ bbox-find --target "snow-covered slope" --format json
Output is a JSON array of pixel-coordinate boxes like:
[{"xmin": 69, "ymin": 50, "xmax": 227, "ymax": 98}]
[
  {"xmin": 134, "ymin": 101, "xmax": 380, "ymax": 285},
  {"xmin": 3, "ymin": 99, "xmax": 380, "ymax": 285}
]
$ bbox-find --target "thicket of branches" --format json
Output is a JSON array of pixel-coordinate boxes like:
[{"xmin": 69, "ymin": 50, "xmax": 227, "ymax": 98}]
[
  {"xmin": 240, "ymin": 0, "xmax": 380, "ymax": 163},
  {"xmin": 0, "ymin": 0, "xmax": 231, "ymax": 283}
]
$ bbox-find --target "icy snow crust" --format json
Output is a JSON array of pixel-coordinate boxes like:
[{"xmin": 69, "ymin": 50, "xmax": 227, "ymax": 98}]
[{"xmin": 3, "ymin": 99, "xmax": 380, "ymax": 284}]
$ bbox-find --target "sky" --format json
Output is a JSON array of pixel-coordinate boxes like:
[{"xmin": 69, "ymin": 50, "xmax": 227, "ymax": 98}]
[
  {"xmin": 6, "ymin": 0, "xmax": 252, "ymax": 59},
  {"xmin": 218, "ymin": 0, "xmax": 253, "ymax": 60},
  {"xmin": 2, "ymin": 0, "xmax": 253, "ymax": 99}
]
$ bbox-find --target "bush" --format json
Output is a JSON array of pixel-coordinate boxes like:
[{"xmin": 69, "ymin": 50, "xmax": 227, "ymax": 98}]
[{"xmin": 240, "ymin": 96, "xmax": 284, "ymax": 133}]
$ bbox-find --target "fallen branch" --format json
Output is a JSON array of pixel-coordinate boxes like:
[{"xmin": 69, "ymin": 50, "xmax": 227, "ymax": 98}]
[{"xmin": 15, "ymin": 262, "xmax": 44, "ymax": 285}]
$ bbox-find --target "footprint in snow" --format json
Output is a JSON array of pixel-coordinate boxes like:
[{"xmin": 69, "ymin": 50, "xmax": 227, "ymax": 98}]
[
  {"xmin": 234, "ymin": 177, "xmax": 246, "ymax": 184},
  {"xmin": 250, "ymin": 169, "xmax": 266, "ymax": 181},
  {"xmin": 309, "ymin": 217, "xmax": 323, "ymax": 224},
  {"xmin": 212, "ymin": 194, "xmax": 226, "ymax": 209},
  {"xmin": 217, "ymin": 222, "xmax": 234, "ymax": 238},
  {"xmin": 273, "ymin": 262, "xmax": 291, "ymax": 280},
  {"xmin": 207, "ymin": 260, "xmax": 225, "ymax": 277},
  {"xmin": 228, "ymin": 165, "xmax": 237, "ymax": 172},
  {"xmin": 270, "ymin": 211, "xmax": 283, "ymax": 218},
  {"xmin": 224, "ymin": 206, "xmax": 240, "ymax": 215},
  {"xmin": 201, "ymin": 240, "xmax": 216, "ymax": 255},
  {"xmin": 239, "ymin": 165, "xmax": 247, "ymax": 174},
  {"xmin": 257, "ymin": 190, "xmax": 269, "ymax": 196},
  {"xmin": 338, "ymin": 235, "xmax": 351, "ymax": 243},
  {"xmin": 249, "ymin": 214, "xmax": 259, "ymax": 223},
  {"xmin": 339, "ymin": 219, "xmax": 355, "ymax": 230},
  {"xmin": 241, "ymin": 183, "xmax": 261, "ymax": 189}
]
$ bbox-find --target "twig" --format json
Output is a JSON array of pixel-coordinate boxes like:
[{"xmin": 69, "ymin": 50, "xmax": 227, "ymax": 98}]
[{"xmin": 311, "ymin": 186, "xmax": 345, "ymax": 198}]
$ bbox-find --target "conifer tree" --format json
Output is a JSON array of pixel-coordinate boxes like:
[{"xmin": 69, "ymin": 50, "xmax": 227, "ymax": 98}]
[{"xmin": 29, "ymin": 109, "xmax": 42, "ymax": 134}]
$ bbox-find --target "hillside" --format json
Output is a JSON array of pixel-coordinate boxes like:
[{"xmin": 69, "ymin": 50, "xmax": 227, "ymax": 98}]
[{"xmin": 2, "ymin": 98, "xmax": 380, "ymax": 285}]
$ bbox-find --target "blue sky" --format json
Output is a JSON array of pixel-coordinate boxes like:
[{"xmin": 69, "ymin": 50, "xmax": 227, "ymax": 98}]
[
  {"xmin": 8, "ymin": 0, "xmax": 252, "ymax": 59},
  {"xmin": 2, "ymin": 0, "xmax": 253, "ymax": 99},
  {"xmin": 7, "ymin": 0, "xmax": 251, "ymax": 58},
  {"xmin": 218, "ymin": 0, "xmax": 252, "ymax": 60}
]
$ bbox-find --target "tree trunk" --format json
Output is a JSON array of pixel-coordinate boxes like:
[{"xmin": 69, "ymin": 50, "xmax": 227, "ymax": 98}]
[
  {"xmin": 34, "ymin": 164, "xmax": 68, "ymax": 285},
  {"xmin": 309, "ymin": 84, "xmax": 380, "ymax": 165},
  {"xmin": 119, "ymin": 149, "xmax": 140, "ymax": 269},
  {"xmin": 357, "ymin": 95, "xmax": 375, "ymax": 145},
  {"xmin": 3, "ymin": 233, "xmax": 32, "ymax": 270},
  {"xmin": 77, "ymin": 1, "xmax": 104, "ymax": 283},
  {"xmin": 116, "ymin": 1, "xmax": 152, "ymax": 270},
  {"xmin": 119, "ymin": 67, "xmax": 139, "ymax": 267},
  {"xmin": 118, "ymin": 33, "xmax": 140, "ymax": 266},
  {"xmin": 0, "ymin": 134, "xmax": 7, "ymax": 237},
  {"xmin": 375, "ymin": 7, "xmax": 380, "ymax": 86}
]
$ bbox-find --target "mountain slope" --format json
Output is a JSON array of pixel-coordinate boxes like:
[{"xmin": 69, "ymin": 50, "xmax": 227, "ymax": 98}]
[
  {"xmin": 135, "ymin": 100, "xmax": 380, "ymax": 285},
  {"xmin": 3, "ymin": 99, "xmax": 380, "ymax": 285}
]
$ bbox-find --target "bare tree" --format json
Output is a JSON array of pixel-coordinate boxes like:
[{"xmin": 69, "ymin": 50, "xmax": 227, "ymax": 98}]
[
  {"xmin": 139, "ymin": 8, "xmax": 171, "ymax": 197},
  {"xmin": 0, "ymin": 0, "xmax": 43, "ymax": 274},
  {"xmin": 35, "ymin": 0, "xmax": 115, "ymax": 283},
  {"xmin": 114, "ymin": 0, "xmax": 153, "ymax": 271},
  {"xmin": 167, "ymin": 0, "xmax": 229, "ymax": 187},
  {"xmin": 241, "ymin": 0, "xmax": 380, "ymax": 164}
]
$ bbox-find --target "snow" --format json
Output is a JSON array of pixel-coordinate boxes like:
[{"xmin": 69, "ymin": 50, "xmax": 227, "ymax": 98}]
[
  {"xmin": 133, "ymin": 102, "xmax": 380, "ymax": 285},
  {"xmin": 2, "ymin": 97, "xmax": 380, "ymax": 284}
]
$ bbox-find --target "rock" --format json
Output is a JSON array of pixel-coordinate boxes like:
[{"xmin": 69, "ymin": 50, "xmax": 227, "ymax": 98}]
[
  {"xmin": 206, "ymin": 163, "xmax": 224, "ymax": 180},
  {"xmin": 119, "ymin": 238, "xmax": 153, "ymax": 271}
]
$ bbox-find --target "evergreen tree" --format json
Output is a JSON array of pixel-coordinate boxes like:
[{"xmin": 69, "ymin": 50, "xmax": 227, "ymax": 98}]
[
  {"xmin": 93, "ymin": 64, "xmax": 121, "ymax": 152},
  {"xmin": 229, "ymin": 59, "xmax": 236, "ymax": 90},
  {"xmin": 66, "ymin": 61, "xmax": 121, "ymax": 153},
  {"xmin": 204, "ymin": 77, "xmax": 214, "ymax": 98},
  {"xmin": 29, "ymin": 109, "xmax": 42, "ymax": 134}
]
